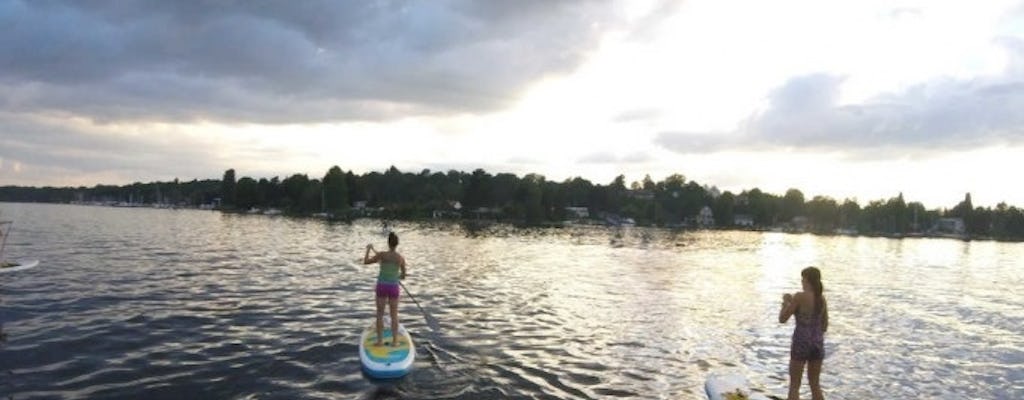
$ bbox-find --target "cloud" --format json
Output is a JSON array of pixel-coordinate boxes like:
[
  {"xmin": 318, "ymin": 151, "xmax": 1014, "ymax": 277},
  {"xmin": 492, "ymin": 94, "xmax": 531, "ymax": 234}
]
[
  {"xmin": 612, "ymin": 108, "xmax": 664, "ymax": 123},
  {"xmin": 657, "ymin": 40, "xmax": 1024, "ymax": 156},
  {"xmin": 0, "ymin": 112, "xmax": 236, "ymax": 185},
  {"xmin": 578, "ymin": 151, "xmax": 652, "ymax": 164},
  {"xmin": 654, "ymin": 131, "xmax": 740, "ymax": 154},
  {"xmin": 0, "ymin": 1, "xmax": 644, "ymax": 124}
]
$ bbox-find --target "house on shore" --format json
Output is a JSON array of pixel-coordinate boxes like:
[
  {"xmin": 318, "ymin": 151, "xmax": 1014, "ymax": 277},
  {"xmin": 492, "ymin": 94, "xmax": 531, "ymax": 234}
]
[
  {"xmin": 696, "ymin": 206, "xmax": 714, "ymax": 227},
  {"xmin": 733, "ymin": 214, "xmax": 754, "ymax": 228},
  {"xmin": 564, "ymin": 207, "xmax": 589, "ymax": 220},
  {"xmin": 931, "ymin": 218, "xmax": 966, "ymax": 237}
]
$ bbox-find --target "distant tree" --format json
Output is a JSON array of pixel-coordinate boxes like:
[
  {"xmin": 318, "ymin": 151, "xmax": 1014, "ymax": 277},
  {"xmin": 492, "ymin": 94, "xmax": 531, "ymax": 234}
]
[
  {"xmin": 839, "ymin": 199, "xmax": 860, "ymax": 229},
  {"xmin": 713, "ymin": 191, "xmax": 736, "ymax": 226},
  {"xmin": 565, "ymin": 177, "xmax": 593, "ymax": 207},
  {"xmin": 950, "ymin": 192, "xmax": 975, "ymax": 233},
  {"xmin": 282, "ymin": 174, "xmax": 310, "ymax": 211},
  {"xmin": 464, "ymin": 169, "xmax": 492, "ymax": 210},
  {"xmin": 323, "ymin": 166, "xmax": 349, "ymax": 213},
  {"xmin": 379, "ymin": 166, "xmax": 404, "ymax": 205},
  {"xmin": 301, "ymin": 180, "xmax": 322, "ymax": 213},
  {"xmin": 235, "ymin": 177, "xmax": 259, "ymax": 210},
  {"xmin": 220, "ymin": 169, "xmax": 236, "ymax": 208},
  {"xmin": 745, "ymin": 188, "xmax": 779, "ymax": 226},
  {"xmin": 805, "ymin": 196, "xmax": 839, "ymax": 232},
  {"xmin": 680, "ymin": 181, "xmax": 710, "ymax": 218},
  {"xmin": 642, "ymin": 174, "xmax": 656, "ymax": 191},
  {"xmin": 442, "ymin": 170, "xmax": 464, "ymax": 202},
  {"xmin": 781, "ymin": 188, "xmax": 805, "ymax": 222},
  {"xmin": 886, "ymin": 193, "xmax": 909, "ymax": 233},
  {"xmin": 907, "ymin": 201, "xmax": 929, "ymax": 232},
  {"xmin": 516, "ymin": 174, "xmax": 546, "ymax": 224},
  {"xmin": 345, "ymin": 171, "xmax": 363, "ymax": 204},
  {"xmin": 657, "ymin": 174, "xmax": 688, "ymax": 223},
  {"xmin": 1002, "ymin": 205, "xmax": 1024, "ymax": 238},
  {"xmin": 968, "ymin": 206, "xmax": 993, "ymax": 235},
  {"xmin": 606, "ymin": 174, "xmax": 628, "ymax": 212},
  {"xmin": 542, "ymin": 181, "xmax": 567, "ymax": 221},
  {"xmin": 10, "ymin": 164, "xmax": 1024, "ymax": 240},
  {"xmin": 492, "ymin": 173, "xmax": 520, "ymax": 210}
]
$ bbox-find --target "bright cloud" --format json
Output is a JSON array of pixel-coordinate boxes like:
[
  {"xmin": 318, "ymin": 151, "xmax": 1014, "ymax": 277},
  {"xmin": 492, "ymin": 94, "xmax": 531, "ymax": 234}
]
[{"xmin": 1, "ymin": 0, "xmax": 1023, "ymax": 208}]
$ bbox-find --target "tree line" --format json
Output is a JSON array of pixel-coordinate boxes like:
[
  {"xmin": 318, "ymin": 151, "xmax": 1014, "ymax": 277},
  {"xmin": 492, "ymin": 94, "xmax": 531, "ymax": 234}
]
[{"xmin": 2, "ymin": 166, "xmax": 1023, "ymax": 240}]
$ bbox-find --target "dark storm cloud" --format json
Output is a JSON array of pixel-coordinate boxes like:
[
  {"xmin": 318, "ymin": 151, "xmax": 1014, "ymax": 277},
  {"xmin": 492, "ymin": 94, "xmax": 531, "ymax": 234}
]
[
  {"xmin": 0, "ymin": 0, "xmax": 638, "ymax": 124},
  {"xmin": 657, "ymin": 40, "xmax": 1024, "ymax": 156}
]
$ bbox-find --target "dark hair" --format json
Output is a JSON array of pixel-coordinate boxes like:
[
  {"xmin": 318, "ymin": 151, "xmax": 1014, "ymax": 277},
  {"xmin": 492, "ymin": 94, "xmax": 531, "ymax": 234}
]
[
  {"xmin": 388, "ymin": 232, "xmax": 399, "ymax": 249},
  {"xmin": 802, "ymin": 266, "xmax": 824, "ymax": 315}
]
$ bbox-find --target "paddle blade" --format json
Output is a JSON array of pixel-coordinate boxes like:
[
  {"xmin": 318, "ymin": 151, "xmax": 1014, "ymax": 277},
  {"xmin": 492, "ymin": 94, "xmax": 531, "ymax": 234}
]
[
  {"xmin": 400, "ymin": 281, "xmax": 441, "ymax": 332},
  {"xmin": 423, "ymin": 312, "xmax": 441, "ymax": 331}
]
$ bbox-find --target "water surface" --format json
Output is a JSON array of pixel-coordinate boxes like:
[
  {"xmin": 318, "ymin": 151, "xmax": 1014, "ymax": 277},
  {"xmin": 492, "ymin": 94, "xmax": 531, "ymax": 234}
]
[{"xmin": 1, "ymin": 203, "xmax": 1021, "ymax": 399}]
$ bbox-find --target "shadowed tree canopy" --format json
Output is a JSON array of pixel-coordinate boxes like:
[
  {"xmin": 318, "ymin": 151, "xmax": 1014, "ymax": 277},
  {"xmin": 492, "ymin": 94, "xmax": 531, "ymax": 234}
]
[{"xmin": 2, "ymin": 167, "xmax": 1022, "ymax": 240}]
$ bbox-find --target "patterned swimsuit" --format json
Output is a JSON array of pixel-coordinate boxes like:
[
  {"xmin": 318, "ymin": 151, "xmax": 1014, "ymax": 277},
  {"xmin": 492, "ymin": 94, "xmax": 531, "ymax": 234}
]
[
  {"xmin": 375, "ymin": 259, "xmax": 401, "ymax": 299},
  {"xmin": 791, "ymin": 308, "xmax": 825, "ymax": 361}
]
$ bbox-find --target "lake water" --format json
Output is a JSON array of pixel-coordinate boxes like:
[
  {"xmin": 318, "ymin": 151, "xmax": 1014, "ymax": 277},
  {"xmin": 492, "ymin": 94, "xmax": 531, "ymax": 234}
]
[{"xmin": 1, "ymin": 202, "xmax": 1022, "ymax": 399}]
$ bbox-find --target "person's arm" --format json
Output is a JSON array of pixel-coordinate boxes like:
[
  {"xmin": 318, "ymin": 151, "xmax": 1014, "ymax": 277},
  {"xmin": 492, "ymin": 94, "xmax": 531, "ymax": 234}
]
[
  {"xmin": 779, "ymin": 293, "xmax": 798, "ymax": 323},
  {"xmin": 363, "ymin": 244, "xmax": 381, "ymax": 264},
  {"xmin": 822, "ymin": 298, "xmax": 829, "ymax": 333},
  {"xmin": 399, "ymin": 255, "xmax": 407, "ymax": 280}
]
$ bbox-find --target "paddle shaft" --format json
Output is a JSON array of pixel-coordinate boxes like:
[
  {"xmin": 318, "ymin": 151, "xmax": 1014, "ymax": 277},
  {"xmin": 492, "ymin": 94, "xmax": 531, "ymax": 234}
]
[
  {"xmin": 367, "ymin": 245, "xmax": 439, "ymax": 331},
  {"xmin": 0, "ymin": 223, "xmax": 10, "ymax": 261},
  {"xmin": 399, "ymin": 281, "xmax": 440, "ymax": 330}
]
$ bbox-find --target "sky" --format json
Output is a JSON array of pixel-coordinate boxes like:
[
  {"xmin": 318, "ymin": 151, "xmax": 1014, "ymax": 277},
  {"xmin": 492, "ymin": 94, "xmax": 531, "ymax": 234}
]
[{"xmin": 2, "ymin": 0, "xmax": 1023, "ymax": 209}]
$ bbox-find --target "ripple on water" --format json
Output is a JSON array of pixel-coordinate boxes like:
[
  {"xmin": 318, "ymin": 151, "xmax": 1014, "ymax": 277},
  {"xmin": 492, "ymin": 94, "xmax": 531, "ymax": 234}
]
[{"xmin": 1, "ymin": 204, "xmax": 1023, "ymax": 399}]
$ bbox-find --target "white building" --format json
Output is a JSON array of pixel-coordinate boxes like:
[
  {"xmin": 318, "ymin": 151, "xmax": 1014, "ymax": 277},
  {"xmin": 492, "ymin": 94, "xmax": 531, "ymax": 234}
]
[
  {"xmin": 565, "ymin": 206, "xmax": 589, "ymax": 219},
  {"xmin": 734, "ymin": 214, "xmax": 754, "ymax": 227},
  {"xmin": 934, "ymin": 218, "xmax": 966, "ymax": 235},
  {"xmin": 696, "ymin": 206, "xmax": 714, "ymax": 227}
]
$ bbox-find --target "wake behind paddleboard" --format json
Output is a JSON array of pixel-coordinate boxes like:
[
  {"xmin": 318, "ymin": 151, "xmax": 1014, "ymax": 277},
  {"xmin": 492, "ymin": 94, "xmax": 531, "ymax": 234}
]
[
  {"xmin": 706, "ymin": 373, "xmax": 770, "ymax": 400},
  {"xmin": 0, "ymin": 259, "xmax": 40, "ymax": 273},
  {"xmin": 359, "ymin": 315, "xmax": 415, "ymax": 379}
]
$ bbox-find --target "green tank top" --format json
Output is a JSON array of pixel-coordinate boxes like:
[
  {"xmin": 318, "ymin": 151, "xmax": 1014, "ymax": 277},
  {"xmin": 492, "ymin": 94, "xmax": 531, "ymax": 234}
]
[{"xmin": 378, "ymin": 260, "xmax": 400, "ymax": 284}]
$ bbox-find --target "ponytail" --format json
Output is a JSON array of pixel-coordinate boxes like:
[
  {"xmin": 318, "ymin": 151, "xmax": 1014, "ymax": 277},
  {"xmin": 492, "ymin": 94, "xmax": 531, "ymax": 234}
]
[{"xmin": 802, "ymin": 267, "xmax": 824, "ymax": 315}]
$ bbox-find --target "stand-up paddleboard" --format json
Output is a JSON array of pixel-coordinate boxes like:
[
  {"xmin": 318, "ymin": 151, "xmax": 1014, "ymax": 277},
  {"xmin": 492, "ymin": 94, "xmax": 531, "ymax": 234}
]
[
  {"xmin": 706, "ymin": 373, "xmax": 770, "ymax": 400},
  {"xmin": 359, "ymin": 315, "xmax": 414, "ymax": 379},
  {"xmin": 0, "ymin": 259, "xmax": 40, "ymax": 273}
]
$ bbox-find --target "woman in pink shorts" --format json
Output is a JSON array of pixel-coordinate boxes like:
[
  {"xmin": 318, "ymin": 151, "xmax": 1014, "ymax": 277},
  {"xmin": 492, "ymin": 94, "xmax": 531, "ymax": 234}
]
[{"xmin": 363, "ymin": 232, "xmax": 407, "ymax": 346}]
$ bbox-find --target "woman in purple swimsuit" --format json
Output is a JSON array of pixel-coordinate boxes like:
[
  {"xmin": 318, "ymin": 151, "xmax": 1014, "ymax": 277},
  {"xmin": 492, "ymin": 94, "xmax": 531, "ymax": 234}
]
[{"xmin": 779, "ymin": 266, "xmax": 828, "ymax": 400}]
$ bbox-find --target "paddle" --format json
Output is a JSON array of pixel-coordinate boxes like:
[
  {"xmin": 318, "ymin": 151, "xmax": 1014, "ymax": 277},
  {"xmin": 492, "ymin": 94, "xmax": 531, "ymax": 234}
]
[
  {"xmin": 400, "ymin": 281, "xmax": 441, "ymax": 332},
  {"xmin": 366, "ymin": 244, "xmax": 440, "ymax": 332}
]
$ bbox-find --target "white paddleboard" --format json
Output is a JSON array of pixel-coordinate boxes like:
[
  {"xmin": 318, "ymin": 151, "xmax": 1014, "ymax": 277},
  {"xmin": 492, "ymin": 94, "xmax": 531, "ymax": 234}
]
[
  {"xmin": 359, "ymin": 315, "xmax": 415, "ymax": 379},
  {"xmin": 0, "ymin": 259, "xmax": 40, "ymax": 273},
  {"xmin": 706, "ymin": 373, "xmax": 771, "ymax": 400}
]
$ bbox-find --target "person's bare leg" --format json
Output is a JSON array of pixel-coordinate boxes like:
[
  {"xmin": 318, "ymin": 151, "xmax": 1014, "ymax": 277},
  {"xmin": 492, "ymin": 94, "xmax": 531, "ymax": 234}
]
[
  {"xmin": 389, "ymin": 297, "xmax": 399, "ymax": 346},
  {"xmin": 375, "ymin": 296, "xmax": 385, "ymax": 346},
  {"xmin": 788, "ymin": 359, "xmax": 805, "ymax": 400},
  {"xmin": 807, "ymin": 359, "xmax": 824, "ymax": 400}
]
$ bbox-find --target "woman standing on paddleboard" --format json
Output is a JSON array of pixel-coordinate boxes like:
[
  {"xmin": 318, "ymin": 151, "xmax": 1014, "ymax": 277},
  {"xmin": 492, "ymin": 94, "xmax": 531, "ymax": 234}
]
[
  {"xmin": 364, "ymin": 232, "xmax": 407, "ymax": 347},
  {"xmin": 779, "ymin": 266, "xmax": 828, "ymax": 400}
]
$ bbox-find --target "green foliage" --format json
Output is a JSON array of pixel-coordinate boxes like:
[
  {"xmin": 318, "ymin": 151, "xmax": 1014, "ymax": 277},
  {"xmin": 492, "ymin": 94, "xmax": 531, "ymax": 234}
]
[
  {"xmin": 235, "ymin": 177, "xmax": 259, "ymax": 210},
  {"xmin": 220, "ymin": 169, "xmax": 236, "ymax": 208},
  {"xmin": 3, "ymin": 168, "xmax": 1024, "ymax": 241},
  {"xmin": 323, "ymin": 166, "xmax": 348, "ymax": 214},
  {"xmin": 781, "ymin": 188, "xmax": 805, "ymax": 222}
]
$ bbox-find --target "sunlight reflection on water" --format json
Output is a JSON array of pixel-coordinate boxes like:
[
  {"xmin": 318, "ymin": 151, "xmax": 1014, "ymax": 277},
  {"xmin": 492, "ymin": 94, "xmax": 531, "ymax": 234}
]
[{"xmin": 0, "ymin": 203, "xmax": 1022, "ymax": 399}]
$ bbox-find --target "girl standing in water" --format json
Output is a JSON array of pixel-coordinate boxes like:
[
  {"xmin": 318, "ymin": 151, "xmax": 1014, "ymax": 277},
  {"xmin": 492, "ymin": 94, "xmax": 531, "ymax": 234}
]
[
  {"xmin": 364, "ymin": 232, "xmax": 407, "ymax": 347},
  {"xmin": 779, "ymin": 266, "xmax": 828, "ymax": 400}
]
